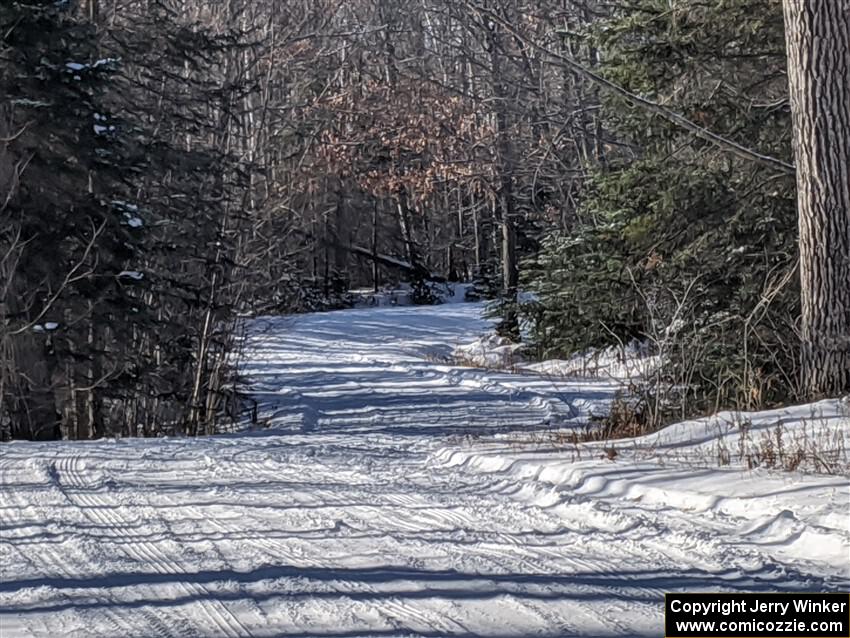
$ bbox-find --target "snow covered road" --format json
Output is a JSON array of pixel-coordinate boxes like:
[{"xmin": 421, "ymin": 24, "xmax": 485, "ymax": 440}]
[{"xmin": 1, "ymin": 302, "xmax": 848, "ymax": 637}]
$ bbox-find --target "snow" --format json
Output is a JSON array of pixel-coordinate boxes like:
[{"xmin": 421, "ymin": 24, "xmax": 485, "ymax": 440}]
[
  {"xmin": 453, "ymin": 335, "xmax": 661, "ymax": 379},
  {"xmin": 31, "ymin": 323, "xmax": 59, "ymax": 333},
  {"xmin": 524, "ymin": 342, "xmax": 662, "ymax": 380},
  {"xmin": 1, "ymin": 302, "xmax": 847, "ymax": 637},
  {"xmin": 112, "ymin": 201, "xmax": 139, "ymax": 212},
  {"xmin": 351, "ymin": 282, "xmax": 472, "ymax": 308},
  {"xmin": 113, "ymin": 202, "xmax": 144, "ymax": 228},
  {"xmin": 93, "ymin": 58, "xmax": 120, "ymax": 68},
  {"xmin": 350, "ymin": 284, "xmax": 414, "ymax": 307},
  {"xmin": 10, "ymin": 99, "xmax": 52, "ymax": 108},
  {"xmin": 453, "ymin": 333, "xmax": 524, "ymax": 368},
  {"xmin": 93, "ymin": 125, "xmax": 116, "ymax": 136},
  {"xmin": 117, "ymin": 270, "xmax": 144, "ymax": 280},
  {"xmin": 434, "ymin": 398, "xmax": 850, "ymax": 578},
  {"xmin": 65, "ymin": 59, "xmax": 119, "ymax": 73}
]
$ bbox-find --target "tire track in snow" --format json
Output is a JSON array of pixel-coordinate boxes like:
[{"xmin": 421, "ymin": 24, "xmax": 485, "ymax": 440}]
[
  {"xmin": 327, "ymin": 444, "xmax": 666, "ymax": 633},
  {"xmin": 167, "ymin": 450, "xmax": 477, "ymax": 636},
  {"xmin": 333, "ymin": 464, "xmax": 650, "ymax": 633},
  {"xmin": 379, "ymin": 597, "xmax": 468, "ymax": 635},
  {"xmin": 0, "ymin": 454, "xmax": 160, "ymax": 638},
  {"xmin": 157, "ymin": 445, "xmax": 611, "ymax": 636},
  {"xmin": 144, "ymin": 454, "xmax": 450, "ymax": 634},
  {"xmin": 45, "ymin": 455, "xmax": 196, "ymax": 638},
  {"xmin": 54, "ymin": 454, "xmax": 259, "ymax": 638},
  {"xmin": 437, "ymin": 451, "xmax": 845, "ymax": 595},
  {"xmin": 6, "ymin": 302, "xmax": 843, "ymax": 636},
  {"xmin": 154, "ymin": 479, "xmax": 469, "ymax": 636}
]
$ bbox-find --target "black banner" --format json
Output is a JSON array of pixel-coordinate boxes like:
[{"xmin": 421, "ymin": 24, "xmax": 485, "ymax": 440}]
[{"xmin": 665, "ymin": 593, "xmax": 850, "ymax": 638}]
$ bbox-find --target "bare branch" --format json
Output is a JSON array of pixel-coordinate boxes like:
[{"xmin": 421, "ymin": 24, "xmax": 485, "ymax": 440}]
[{"xmin": 463, "ymin": 0, "xmax": 796, "ymax": 175}]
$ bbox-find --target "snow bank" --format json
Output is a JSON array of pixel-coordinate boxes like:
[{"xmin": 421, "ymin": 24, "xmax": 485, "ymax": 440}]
[
  {"xmin": 452, "ymin": 335, "xmax": 661, "ymax": 379},
  {"xmin": 432, "ymin": 398, "xmax": 850, "ymax": 579},
  {"xmin": 453, "ymin": 333, "xmax": 525, "ymax": 368},
  {"xmin": 525, "ymin": 341, "xmax": 661, "ymax": 379}
]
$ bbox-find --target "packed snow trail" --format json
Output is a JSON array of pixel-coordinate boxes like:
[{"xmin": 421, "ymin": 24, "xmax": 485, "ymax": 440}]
[{"xmin": 1, "ymin": 302, "xmax": 847, "ymax": 638}]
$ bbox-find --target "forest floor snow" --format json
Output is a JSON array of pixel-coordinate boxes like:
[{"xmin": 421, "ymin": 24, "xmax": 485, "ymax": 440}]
[{"xmin": 1, "ymin": 301, "xmax": 848, "ymax": 637}]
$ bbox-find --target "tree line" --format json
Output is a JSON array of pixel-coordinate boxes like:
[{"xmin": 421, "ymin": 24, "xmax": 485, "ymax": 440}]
[{"xmin": 1, "ymin": 0, "xmax": 847, "ymax": 440}]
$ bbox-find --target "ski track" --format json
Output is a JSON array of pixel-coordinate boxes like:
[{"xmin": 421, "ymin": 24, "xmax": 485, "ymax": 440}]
[{"xmin": 1, "ymin": 302, "xmax": 846, "ymax": 637}]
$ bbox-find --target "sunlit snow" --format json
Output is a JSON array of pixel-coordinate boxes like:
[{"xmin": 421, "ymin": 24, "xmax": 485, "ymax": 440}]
[{"xmin": 1, "ymin": 301, "xmax": 847, "ymax": 637}]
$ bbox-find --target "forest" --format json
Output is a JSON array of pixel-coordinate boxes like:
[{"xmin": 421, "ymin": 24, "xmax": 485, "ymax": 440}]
[
  {"xmin": 2, "ymin": 0, "xmax": 848, "ymax": 441},
  {"xmin": 1, "ymin": 2, "xmax": 849, "ymax": 636}
]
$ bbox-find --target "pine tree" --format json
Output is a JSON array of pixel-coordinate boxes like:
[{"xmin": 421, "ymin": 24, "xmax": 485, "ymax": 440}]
[
  {"xmin": 1, "ymin": 1, "xmax": 255, "ymax": 439},
  {"xmin": 1, "ymin": 0, "xmax": 132, "ymax": 439},
  {"xmin": 783, "ymin": 0, "xmax": 850, "ymax": 397},
  {"xmin": 523, "ymin": 0, "xmax": 801, "ymax": 412}
]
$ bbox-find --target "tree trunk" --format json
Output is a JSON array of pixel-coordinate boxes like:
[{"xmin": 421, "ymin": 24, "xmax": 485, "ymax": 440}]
[
  {"xmin": 396, "ymin": 190, "xmax": 420, "ymax": 271},
  {"xmin": 487, "ymin": 16, "xmax": 519, "ymax": 338},
  {"xmin": 372, "ymin": 203, "xmax": 380, "ymax": 292},
  {"xmin": 783, "ymin": 1, "xmax": 850, "ymax": 397}
]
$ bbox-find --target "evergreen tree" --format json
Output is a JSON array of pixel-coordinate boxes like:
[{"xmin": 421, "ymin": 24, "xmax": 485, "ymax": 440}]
[
  {"xmin": 1, "ymin": 0, "xmax": 133, "ymax": 439},
  {"xmin": 523, "ymin": 0, "xmax": 800, "ymax": 412},
  {"xmin": 1, "ymin": 0, "xmax": 255, "ymax": 439}
]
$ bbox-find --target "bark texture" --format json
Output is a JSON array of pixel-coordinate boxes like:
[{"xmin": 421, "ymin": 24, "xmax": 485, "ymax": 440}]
[{"xmin": 783, "ymin": 0, "xmax": 850, "ymax": 397}]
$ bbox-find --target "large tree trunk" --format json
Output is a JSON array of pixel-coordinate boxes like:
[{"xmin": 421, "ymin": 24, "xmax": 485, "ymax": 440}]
[{"xmin": 783, "ymin": 1, "xmax": 850, "ymax": 398}]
